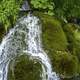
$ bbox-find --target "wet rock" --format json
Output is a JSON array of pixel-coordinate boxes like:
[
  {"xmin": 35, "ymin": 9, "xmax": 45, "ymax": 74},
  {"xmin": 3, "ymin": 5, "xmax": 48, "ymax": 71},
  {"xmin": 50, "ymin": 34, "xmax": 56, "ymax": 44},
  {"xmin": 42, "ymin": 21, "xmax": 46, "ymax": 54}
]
[{"xmin": 20, "ymin": 0, "xmax": 31, "ymax": 12}]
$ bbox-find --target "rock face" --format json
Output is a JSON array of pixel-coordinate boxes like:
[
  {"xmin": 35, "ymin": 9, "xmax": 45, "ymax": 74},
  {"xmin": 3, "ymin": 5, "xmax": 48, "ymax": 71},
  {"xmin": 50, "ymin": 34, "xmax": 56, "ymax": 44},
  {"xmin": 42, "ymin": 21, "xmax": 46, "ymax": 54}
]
[
  {"xmin": 20, "ymin": 0, "xmax": 31, "ymax": 11},
  {"xmin": 8, "ymin": 55, "xmax": 42, "ymax": 80}
]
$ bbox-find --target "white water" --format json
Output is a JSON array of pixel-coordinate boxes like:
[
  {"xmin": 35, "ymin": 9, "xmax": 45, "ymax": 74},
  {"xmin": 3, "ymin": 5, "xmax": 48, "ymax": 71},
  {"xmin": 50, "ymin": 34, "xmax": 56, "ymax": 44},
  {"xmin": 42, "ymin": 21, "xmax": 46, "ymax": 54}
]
[{"xmin": 0, "ymin": 14, "xmax": 59, "ymax": 80}]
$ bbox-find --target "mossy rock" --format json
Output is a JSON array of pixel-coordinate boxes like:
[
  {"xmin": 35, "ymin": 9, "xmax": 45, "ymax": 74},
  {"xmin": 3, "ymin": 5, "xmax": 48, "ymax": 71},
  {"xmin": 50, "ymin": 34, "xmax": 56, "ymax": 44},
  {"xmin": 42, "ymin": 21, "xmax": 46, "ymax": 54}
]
[
  {"xmin": 8, "ymin": 55, "xmax": 42, "ymax": 80},
  {"xmin": 33, "ymin": 11, "xmax": 68, "ymax": 58},
  {"xmin": 61, "ymin": 75, "xmax": 80, "ymax": 80},
  {"xmin": 63, "ymin": 23, "xmax": 80, "ymax": 51},
  {"xmin": 63, "ymin": 23, "xmax": 80, "ymax": 61},
  {"xmin": 52, "ymin": 51, "xmax": 79, "ymax": 78},
  {"xmin": 73, "ymin": 30, "xmax": 80, "ymax": 74},
  {"xmin": 72, "ymin": 29, "xmax": 80, "ymax": 61},
  {"xmin": 63, "ymin": 23, "xmax": 80, "ymax": 44}
]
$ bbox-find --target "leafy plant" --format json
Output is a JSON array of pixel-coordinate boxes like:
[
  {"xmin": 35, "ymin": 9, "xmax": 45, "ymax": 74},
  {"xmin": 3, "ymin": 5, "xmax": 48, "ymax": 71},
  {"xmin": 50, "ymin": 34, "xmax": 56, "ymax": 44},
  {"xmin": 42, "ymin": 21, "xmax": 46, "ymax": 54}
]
[
  {"xmin": 53, "ymin": 0, "xmax": 80, "ymax": 21},
  {"xmin": 0, "ymin": 0, "xmax": 23, "ymax": 31},
  {"xmin": 31, "ymin": 0, "xmax": 55, "ymax": 16}
]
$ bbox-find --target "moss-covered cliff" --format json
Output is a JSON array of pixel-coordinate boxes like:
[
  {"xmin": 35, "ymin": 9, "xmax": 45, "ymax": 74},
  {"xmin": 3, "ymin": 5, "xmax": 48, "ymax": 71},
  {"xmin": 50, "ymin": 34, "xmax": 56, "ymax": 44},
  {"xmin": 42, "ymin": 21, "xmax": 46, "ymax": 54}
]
[
  {"xmin": 33, "ymin": 12, "xmax": 80, "ymax": 79},
  {"xmin": 0, "ymin": 11, "xmax": 80, "ymax": 80}
]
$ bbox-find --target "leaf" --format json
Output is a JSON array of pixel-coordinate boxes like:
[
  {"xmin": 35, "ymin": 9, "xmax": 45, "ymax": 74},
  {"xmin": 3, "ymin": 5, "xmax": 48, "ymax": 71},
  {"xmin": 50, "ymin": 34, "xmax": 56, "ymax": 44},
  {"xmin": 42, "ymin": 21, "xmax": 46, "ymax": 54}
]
[{"xmin": 47, "ymin": 10, "xmax": 54, "ymax": 16}]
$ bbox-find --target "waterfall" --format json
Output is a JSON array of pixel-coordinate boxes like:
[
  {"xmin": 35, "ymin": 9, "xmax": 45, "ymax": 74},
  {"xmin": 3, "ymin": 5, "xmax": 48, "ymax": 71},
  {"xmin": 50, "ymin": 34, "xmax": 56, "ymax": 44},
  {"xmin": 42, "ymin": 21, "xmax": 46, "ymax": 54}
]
[{"xmin": 0, "ymin": 14, "xmax": 59, "ymax": 80}]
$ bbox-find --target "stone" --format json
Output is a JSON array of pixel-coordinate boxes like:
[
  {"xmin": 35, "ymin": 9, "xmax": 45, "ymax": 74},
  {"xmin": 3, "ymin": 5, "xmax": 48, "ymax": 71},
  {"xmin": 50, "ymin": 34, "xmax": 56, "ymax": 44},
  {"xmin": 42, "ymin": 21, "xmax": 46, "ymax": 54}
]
[{"xmin": 8, "ymin": 55, "xmax": 43, "ymax": 80}]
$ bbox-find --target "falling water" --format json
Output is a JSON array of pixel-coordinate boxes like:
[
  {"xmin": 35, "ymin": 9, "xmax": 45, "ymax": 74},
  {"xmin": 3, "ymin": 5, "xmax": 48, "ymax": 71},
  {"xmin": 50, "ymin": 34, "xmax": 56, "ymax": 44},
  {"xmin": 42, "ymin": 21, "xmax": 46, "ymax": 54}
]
[{"xmin": 0, "ymin": 14, "xmax": 59, "ymax": 80}]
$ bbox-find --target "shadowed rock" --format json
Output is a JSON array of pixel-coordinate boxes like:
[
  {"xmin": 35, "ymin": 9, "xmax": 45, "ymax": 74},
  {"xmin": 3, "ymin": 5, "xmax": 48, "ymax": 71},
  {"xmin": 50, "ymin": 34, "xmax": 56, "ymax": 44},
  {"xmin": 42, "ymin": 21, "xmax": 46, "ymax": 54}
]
[{"xmin": 20, "ymin": 0, "xmax": 31, "ymax": 12}]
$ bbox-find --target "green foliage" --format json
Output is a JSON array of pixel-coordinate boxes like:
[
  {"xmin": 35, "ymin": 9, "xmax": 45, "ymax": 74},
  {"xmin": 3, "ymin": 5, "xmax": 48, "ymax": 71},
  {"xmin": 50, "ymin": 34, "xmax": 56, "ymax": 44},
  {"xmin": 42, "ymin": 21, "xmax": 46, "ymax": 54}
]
[
  {"xmin": 0, "ymin": 0, "xmax": 23, "ymax": 31},
  {"xmin": 31, "ymin": 0, "xmax": 55, "ymax": 16},
  {"xmin": 52, "ymin": 51, "xmax": 79, "ymax": 78},
  {"xmin": 31, "ymin": 0, "xmax": 80, "ymax": 19},
  {"xmin": 53, "ymin": 0, "xmax": 80, "ymax": 19}
]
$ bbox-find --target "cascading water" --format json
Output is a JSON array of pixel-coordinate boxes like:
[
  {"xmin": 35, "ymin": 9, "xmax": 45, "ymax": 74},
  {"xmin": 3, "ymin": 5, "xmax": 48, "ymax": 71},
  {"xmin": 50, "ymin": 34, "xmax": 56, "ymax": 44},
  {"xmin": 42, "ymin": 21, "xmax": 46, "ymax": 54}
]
[{"xmin": 0, "ymin": 14, "xmax": 59, "ymax": 80}]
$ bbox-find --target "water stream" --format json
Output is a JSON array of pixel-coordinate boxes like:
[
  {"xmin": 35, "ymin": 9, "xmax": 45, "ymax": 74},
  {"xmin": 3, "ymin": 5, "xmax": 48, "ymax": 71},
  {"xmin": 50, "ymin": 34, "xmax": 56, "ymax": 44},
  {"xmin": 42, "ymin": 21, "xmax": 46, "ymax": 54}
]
[{"xmin": 0, "ymin": 14, "xmax": 59, "ymax": 80}]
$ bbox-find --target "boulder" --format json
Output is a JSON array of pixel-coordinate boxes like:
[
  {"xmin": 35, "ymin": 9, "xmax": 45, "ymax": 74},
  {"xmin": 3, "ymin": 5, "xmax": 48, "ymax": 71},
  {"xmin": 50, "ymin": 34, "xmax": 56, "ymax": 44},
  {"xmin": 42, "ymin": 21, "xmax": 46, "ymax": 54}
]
[
  {"xmin": 52, "ymin": 51, "xmax": 79, "ymax": 78},
  {"xmin": 33, "ymin": 11, "xmax": 68, "ymax": 60},
  {"xmin": 8, "ymin": 55, "xmax": 42, "ymax": 80},
  {"xmin": 33, "ymin": 12, "xmax": 80, "ymax": 79}
]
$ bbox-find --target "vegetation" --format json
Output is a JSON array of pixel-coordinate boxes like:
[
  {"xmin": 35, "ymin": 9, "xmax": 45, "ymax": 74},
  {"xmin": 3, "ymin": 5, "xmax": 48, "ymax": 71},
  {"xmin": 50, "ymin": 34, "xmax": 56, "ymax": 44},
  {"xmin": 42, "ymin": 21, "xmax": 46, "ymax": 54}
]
[
  {"xmin": 0, "ymin": 0, "xmax": 80, "ymax": 30},
  {"xmin": 63, "ymin": 23, "xmax": 80, "ymax": 61},
  {"xmin": 31, "ymin": 0, "xmax": 55, "ymax": 16},
  {"xmin": 52, "ymin": 0, "xmax": 80, "ymax": 19},
  {"xmin": 73, "ymin": 29, "xmax": 80, "ymax": 61},
  {"xmin": 0, "ymin": 0, "xmax": 23, "ymax": 31},
  {"xmin": 63, "ymin": 24, "xmax": 79, "ymax": 52},
  {"xmin": 31, "ymin": 0, "xmax": 80, "ymax": 22},
  {"xmin": 1, "ymin": 0, "xmax": 80, "ymax": 30},
  {"xmin": 8, "ymin": 55, "xmax": 42, "ymax": 80},
  {"xmin": 0, "ymin": 0, "xmax": 80, "ymax": 80},
  {"xmin": 0, "ymin": 25, "xmax": 5, "ymax": 42},
  {"xmin": 33, "ymin": 12, "xmax": 80, "ymax": 79},
  {"xmin": 33, "ymin": 11, "xmax": 68, "ymax": 58},
  {"xmin": 52, "ymin": 51, "xmax": 79, "ymax": 78}
]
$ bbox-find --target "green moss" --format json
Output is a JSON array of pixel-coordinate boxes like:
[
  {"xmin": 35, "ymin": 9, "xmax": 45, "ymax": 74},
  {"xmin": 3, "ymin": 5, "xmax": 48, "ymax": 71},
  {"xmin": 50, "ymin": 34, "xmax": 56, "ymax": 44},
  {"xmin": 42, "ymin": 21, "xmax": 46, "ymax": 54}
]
[
  {"xmin": 73, "ymin": 30, "xmax": 80, "ymax": 61},
  {"xmin": 58, "ymin": 23, "xmax": 80, "ymax": 78},
  {"xmin": 8, "ymin": 55, "xmax": 42, "ymax": 80},
  {"xmin": 63, "ymin": 23, "xmax": 80, "ymax": 53},
  {"xmin": 52, "ymin": 51, "xmax": 79, "ymax": 78},
  {"xmin": 33, "ymin": 11, "xmax": 68, "ymax": 58},
  {"xmin": 63, "ymin": 23, "xmax": 80, "ymax": 61},
  {"xmin": 33, "ymin": 12, "xmax": 80, "ymax": 78}
]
